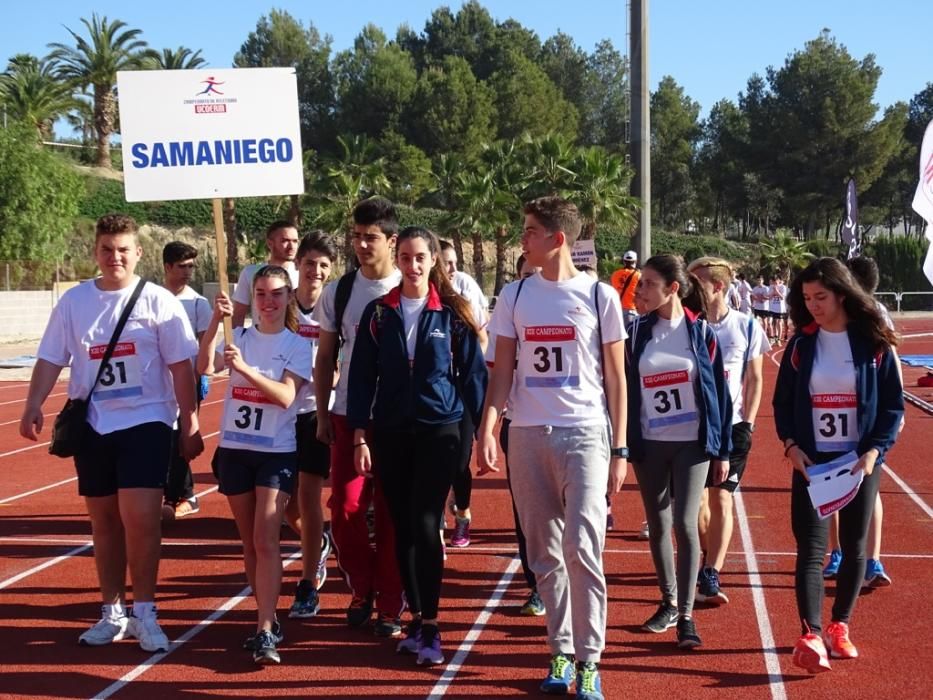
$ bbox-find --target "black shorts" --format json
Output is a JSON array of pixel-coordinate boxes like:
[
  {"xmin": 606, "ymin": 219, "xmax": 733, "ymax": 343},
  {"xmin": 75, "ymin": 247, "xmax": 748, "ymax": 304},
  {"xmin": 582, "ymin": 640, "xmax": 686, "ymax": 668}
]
[
  {"xmin": 74, "ymin": 421, "xmax": 173, "ymax": 497},
  {"xmin": 295, "ymin": 411, "xmax": 331, "ymax": 478},
  {"xmin": 711, "ymin": 421, "xmax": 753, "ymax": 492},
  {"xmin": 214, "ymin": 446, "xmax": 297, "ymax": 496},
  {"xmin": 769, "ymin": 311, "xmax": 788, "ymax": 320},
  {"xmin": 752, "ymin": 308, "xmax": 768, "ymax": 319}
]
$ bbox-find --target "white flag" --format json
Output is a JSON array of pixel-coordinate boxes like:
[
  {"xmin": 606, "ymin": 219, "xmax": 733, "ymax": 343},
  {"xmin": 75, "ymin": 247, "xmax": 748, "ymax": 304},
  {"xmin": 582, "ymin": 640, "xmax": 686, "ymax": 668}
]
[{"xmin": 912, "ymin": 120, "xmax": 933, "ymax": 285}]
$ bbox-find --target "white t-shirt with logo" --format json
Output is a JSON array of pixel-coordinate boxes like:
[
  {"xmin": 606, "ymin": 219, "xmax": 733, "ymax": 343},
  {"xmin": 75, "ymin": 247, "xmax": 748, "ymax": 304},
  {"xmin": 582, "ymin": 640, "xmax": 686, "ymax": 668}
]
[
  {"xmin": 295, "ymin": 303, "xmax": 331, "ymax": 414},
  {"xmin": 769, "ymin": 284, "xmax": 788, "ymax": 314},
  {"xmin": 313, "ymin": 269, "xmax": 402, "ymax": 416},
  {"xmin": 37, "ymin": 277, "xmax": 197, "ymax": 435},
  {"xmin": 752, "ymin": 285, "xmax": 769, "ymax": 311},
  {"xmin": 809, "ymin": 329, "xmax": 859, "ymax": 453},
  {"xmin": 217, "ymin": 327, "xmax": 311, "ymax": 452},
  {"xmin": 637, "ymin": 314, "xmax": 700, "ymax": 440},
  {"xmin": 232, "ymin": 262, "xmax": 299, "ymax": 307},
  {"xmin": 709, "ymin": 310, "xmax": 770, "ymax": 424},
  {"xmin": 487, "ymin": 272, "xmax": 626, "ymax": 428},
  {"xmin": 400, "ymin": 295, "xmax": 428, "ymax": 361},
  {"xmin": 451, "ymin": 271, "xmax": 488, "ymax": 329}
]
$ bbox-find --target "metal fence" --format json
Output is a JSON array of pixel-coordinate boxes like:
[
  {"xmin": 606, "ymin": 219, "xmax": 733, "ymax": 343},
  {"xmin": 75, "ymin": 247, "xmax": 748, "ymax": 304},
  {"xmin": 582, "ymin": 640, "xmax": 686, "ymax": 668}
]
[{"xmin": 876, "ymin": 291, "xmax": 933, "ymax": 313}]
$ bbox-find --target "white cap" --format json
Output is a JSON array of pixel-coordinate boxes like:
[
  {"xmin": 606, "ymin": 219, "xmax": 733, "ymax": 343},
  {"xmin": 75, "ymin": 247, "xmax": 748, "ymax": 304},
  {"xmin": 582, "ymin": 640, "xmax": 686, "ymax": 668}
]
[{"xmin": 623, "ymin": 250, "xmax": 637, "ymax": 262}]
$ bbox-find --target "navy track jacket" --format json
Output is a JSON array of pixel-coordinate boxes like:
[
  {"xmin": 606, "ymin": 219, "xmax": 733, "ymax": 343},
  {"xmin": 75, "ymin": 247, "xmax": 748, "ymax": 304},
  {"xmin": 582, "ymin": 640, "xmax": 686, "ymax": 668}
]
[
  {"xmin": 772, "ymin": 323, "xmax": 903, "ymax": 462},
  {"xmin": 347, "ymin": 283, "xmax": 487, "ymax": 431},
  {"xmin": 625, "ymin": 308, "xmax": 733, "ymax": 462}
]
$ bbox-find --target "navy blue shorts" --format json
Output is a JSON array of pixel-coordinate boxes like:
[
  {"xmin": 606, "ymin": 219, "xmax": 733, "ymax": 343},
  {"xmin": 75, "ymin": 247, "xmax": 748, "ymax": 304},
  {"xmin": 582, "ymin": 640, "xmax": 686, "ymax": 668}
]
[
  {"xmin": 74, "ymin": 421, "xmax": 173, "ymax": 497},
  {"xmin": 214, "ymin": 446, "xmax": 297, "ymax": 496},
  {"xmin": 295, "ymin": 411, "xmax": 331, "ymax": 478}
]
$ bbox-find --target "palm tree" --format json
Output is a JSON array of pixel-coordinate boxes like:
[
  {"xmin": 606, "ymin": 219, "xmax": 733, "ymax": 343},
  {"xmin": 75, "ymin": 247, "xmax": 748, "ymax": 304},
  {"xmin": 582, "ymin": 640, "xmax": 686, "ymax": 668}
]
[
  {"xmin": 570, "ymin": 146, "xmax": 640, "ymax": 240},
  {"xmin": 0, "ymin": 54, "xmax": 77, "ymax": 139},
  {"xmin": 481, "ymin": 140, "xmax": 525, "ymax": 293},
  {"xmin": 426, "ymin": 155, "xmax": 466, "ymax": 264},
  {"xmin": 142, "ymin": 46, "xmax": 206, "ymax": 70},
  {"xmin": 47, "ymin": 14, "xmax": 148, "ymax": 168},
  {"xmin": 520, "ymin": 132, "xmax": 577, "ymax": 199},
  {"xmin": 759, "ymin": 231, "xmax": 814, "ymax": 276}
]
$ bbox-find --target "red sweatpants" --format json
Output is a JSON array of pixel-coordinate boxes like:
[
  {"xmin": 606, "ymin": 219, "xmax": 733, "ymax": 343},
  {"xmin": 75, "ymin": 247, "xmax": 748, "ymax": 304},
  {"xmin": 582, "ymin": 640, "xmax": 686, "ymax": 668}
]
[{"xmin": 328, "ymin": 414, "xmax": 404, "ymax": 617}]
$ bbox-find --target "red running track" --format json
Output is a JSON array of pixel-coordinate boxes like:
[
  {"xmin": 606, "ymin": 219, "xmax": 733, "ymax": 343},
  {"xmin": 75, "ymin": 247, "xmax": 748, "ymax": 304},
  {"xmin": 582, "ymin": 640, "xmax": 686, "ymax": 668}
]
[{"xmin": 0, "ymin": 322, "xmax": 931, "ymax": 699}]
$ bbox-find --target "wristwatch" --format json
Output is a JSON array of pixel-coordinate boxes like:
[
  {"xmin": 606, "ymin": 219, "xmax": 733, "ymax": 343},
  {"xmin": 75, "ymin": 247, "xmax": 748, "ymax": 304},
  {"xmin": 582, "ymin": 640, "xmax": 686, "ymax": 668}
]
[{"xmin": 610, "ymin": 446, "xmax": 629, "ymax": 459}]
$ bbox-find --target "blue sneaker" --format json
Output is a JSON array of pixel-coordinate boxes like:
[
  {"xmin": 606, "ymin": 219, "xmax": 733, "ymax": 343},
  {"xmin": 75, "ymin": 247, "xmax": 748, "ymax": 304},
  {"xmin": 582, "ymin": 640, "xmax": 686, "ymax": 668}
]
[
  {"xmin": 575, "ymin": 661, "xmax": 604, "ymax": 700},
  {"xmin": 865, "ymin": 558, "xmax": 892, "ymax": 588},
  {"xmin": 541, "ymin": 653, "xmax": 575, "ymax": 694},
  {"xmin": 696, "ymin": 566, "xmax": 729, "ymax": 605},
  {"xmin": 822, "ymin": 549, "xmax": 842, "ymax": 580}
]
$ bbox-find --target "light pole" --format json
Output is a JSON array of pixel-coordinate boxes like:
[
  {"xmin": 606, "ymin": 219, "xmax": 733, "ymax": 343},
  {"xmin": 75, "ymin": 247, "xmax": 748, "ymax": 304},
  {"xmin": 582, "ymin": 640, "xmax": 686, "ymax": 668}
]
[{"xmin": 629, "ymin": 0, "xmax": 650, "ymax": 260}]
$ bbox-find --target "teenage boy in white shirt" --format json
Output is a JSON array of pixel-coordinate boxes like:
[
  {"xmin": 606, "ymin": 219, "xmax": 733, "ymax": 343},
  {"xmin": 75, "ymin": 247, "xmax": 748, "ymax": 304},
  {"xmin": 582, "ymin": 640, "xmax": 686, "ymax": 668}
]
[
  {"xmin": 313, "ymin": 197, "xmax": 405, "ymax": 637},
  {"xmin": 478, "ymin": 197, "xmax": 627, "ymax": 700},
  {"xmin": 688, "ymin": 257, "xmax": 770, "ymax": 605},
  {"xmin": 20, "ymin": 214, "xmax": 204, "ymax": 653},
  {"xmin": 232, "ymin": 220, "xmax": 300, "ymax": 328},
  {"xmin": 161, "ymin": 241, "xmax": 212, "ymax": 520}
]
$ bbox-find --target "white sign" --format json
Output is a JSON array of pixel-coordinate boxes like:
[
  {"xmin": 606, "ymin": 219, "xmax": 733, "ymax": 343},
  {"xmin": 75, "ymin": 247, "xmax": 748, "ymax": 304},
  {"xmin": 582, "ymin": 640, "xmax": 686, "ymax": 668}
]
[
  {"xmin": 806, "ymin": 451, "xmax": 864, "ymax": 519},
  {"xmin": 118, "ymin": 68, "xmax": 304, "ymax": 202},
  {"xmin": 911, "ymin": 120, "xmax": 933, "ymax": 286},
  {"xmin": 571, "ymin": 239, "xmax": 597, "ymax": 268}
]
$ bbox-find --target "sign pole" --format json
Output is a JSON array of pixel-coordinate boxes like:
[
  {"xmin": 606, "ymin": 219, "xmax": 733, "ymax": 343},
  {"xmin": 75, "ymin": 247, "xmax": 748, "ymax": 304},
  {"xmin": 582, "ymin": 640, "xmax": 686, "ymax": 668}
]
[{"xmin": 212, "ymin": 198, "xmax": 233, "ymax": 344}]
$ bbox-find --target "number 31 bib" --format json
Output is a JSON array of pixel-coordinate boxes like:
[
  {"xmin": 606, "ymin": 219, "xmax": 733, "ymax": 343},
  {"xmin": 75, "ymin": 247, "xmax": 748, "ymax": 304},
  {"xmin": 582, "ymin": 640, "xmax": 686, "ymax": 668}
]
[
  {"xmin": 89, "ymin": 342, "xmax": 143, "ymax": 401},
  {"xmin": 223, "ymin": 385, "xmax": 281, "ymax": 447},
  {"xmin": 811, "ymin": 393, "xmax": 858, "ymax": 452},
  {"xmin": 642, "ymin": 369, "xmax": 698, "ymax": 429}
]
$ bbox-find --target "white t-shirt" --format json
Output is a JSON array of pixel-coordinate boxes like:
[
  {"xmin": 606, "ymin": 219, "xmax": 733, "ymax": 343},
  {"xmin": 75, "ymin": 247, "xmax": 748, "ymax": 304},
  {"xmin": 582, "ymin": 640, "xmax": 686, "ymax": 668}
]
[
  {"xmin": 709, "ymin": 310, "xmax": 770, "ymax": 424},
  {"xmin": 174, "ymin": 285, "xmax": 211, "ymax": 363},
  {"xmin": 487, "ymin": 272, "xmax": 626, "ymax": 428},
  {"xmin": 217, "ymin": 327, "xmax": 311, "ymax": 452},
  {"xmin": 637, "ymin": 314, "xmax": 700, "ymax": 440},
  {"xmin": 809, "ymin": 329, "xmax": 859, "ymax": 453},
  {"xmin": 37, "ymin": 277, "xmax": 197, "ymax": 434},
  {"xmin": 313, "ymin": 269, "xmax": 402, "ymax": 416},
  {"xmin": 400, "ymin": 295, "xmax": 428, "ymax": 361},
  {"xmin": 876, "ymin": 300, "xmax": 894, "ymax": 331},
  {"xmin": 736, "ymin": 280, "xmax": 752, "ymax": 314},
  {"xmin": 294, "ymin": 302, "xmax": 327, "ymax": 414},
  {"xmin": 768, "ymin": 284, "xmax": 788, "ymax": 314},
  {"xmin": 451, "ymin": 271, "xmax": 489, "ymax": 328},
  {"xmin": 727, "ymin": 284, "xmax": 741, "ymax": 310},
  {"xmin": 752, "ymin": 285, "xmax": 769, "ymax": 311},
  {"xmin": 232, "ymin": 262, "xmax": 299, "ymax": 306}
]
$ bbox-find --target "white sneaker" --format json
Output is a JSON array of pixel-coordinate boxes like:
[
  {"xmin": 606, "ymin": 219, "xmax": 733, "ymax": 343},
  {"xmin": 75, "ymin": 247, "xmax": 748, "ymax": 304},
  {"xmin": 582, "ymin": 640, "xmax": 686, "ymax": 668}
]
[
  {"xmin": 78, "ymin": 611, "xmax": 128, "ymax": 646},
  {"xmin": 127, "ymin": 614, "xmax": 170, "ymax": 652},
  {"xmin": 639, "ymin": 521, "xmax": 650, "ymax": 539}
]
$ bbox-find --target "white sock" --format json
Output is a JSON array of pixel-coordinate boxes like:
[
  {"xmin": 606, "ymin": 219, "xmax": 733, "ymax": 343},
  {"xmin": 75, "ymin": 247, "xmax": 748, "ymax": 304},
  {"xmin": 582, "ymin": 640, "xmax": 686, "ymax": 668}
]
[
  {"xmin": 103, "ymin": 602, "xmax": 126, "ymax": 619},
  {"xmin": 132, "ymin": 601, "xmax": 155, "ymax": 619}
]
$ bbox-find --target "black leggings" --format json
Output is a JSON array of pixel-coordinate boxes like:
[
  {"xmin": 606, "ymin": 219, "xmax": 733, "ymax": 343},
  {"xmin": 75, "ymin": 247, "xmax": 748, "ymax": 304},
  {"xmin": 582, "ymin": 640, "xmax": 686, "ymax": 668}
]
[
  {"xmin": 373, "ymin": 422, "xmax": 460, "ymax": 620},
  {"xmin": 500, "ymin": 419, "xmax": 536, "ymax": 590},
  {"xmin": 450, "ymin": 411, "xmax": 474, "ymax": 511},
  {"xmin": 791, "ymin": 460, "xmax": 881, "ymax": 634}
]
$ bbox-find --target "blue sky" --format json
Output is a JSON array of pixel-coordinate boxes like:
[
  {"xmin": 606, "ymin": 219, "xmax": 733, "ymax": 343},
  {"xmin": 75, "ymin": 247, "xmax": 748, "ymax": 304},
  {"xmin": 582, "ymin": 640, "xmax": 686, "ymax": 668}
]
[{"xmin": 3, "ymin": 0, "xmax": 931, "ymax": 118}]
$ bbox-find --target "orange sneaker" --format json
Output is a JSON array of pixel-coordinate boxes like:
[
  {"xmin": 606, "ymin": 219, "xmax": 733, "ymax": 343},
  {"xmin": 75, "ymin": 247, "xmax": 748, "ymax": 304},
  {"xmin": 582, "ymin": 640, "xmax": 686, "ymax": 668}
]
[
  {"xmin": 793, "ymin": 626, "xmax": 832, "ymax": 673},
  {"xmin": 823, "ymin": 621, "xmax": 858, "ymax": 659}
]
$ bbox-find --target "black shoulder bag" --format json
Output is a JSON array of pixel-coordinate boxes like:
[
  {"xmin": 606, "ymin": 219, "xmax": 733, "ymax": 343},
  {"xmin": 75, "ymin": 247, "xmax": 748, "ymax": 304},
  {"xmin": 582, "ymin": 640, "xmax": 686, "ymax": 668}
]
[{"xmin": 49, "ymin": 279, "xmax": 147, "ymax": 458}]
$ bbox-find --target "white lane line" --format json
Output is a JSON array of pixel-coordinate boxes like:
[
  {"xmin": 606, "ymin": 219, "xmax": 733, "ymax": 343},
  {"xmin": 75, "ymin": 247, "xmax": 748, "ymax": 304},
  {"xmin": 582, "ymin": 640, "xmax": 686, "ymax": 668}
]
[
  {"xmin": 0, "ymin": 476, "xmax": 74, "ymax": 504},
  {"xmin": 883, "ymin": 463, "xmax": 933, "ymax": 519},
  {"xmin": 0, "ymin": 440, "xmax": 51, "ymax": 460},
  {"xmin": 0, "ymin": 541, "xmax": 92, "ymax": 590},
  {"xmin": 427, "ymin": 557, "xmax": 520, "ymax": 699},
  {"xmin": 0, "ymin": 412, "xmax": 54, "ymax": 427},
  {"xmin": 91, "ymin": 549, "xmax": 302, "ymax": 700},
  {"xmin": 901, "ymin": 332, "xmax": 933, "ymax": 339},
  {"xmin": 734, "ymin": 488, "xmax": 787, "ymax": 700},
  {"xmin": 0, "ymin": 391, "xmax": 66, "ymax": 407}
]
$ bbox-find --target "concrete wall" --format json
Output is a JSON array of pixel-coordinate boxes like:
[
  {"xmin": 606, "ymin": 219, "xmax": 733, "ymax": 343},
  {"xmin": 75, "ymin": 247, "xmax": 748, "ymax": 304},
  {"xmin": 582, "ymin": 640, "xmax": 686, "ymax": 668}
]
[{"xmin": 0, "ymin": 291, "xmax": 58, "ymax": 340}]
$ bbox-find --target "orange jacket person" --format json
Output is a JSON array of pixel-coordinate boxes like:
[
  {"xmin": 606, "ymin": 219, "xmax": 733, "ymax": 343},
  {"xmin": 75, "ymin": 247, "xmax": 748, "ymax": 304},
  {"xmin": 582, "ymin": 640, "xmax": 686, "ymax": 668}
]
[{"xmin": 610, "ymin": 250, "xmax": 641, "ymax": 324}]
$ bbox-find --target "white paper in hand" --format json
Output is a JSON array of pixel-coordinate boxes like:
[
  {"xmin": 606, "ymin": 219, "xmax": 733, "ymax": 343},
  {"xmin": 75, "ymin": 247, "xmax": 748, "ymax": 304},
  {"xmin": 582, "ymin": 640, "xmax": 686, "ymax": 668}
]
[{"xmin": 806, "ymin": 451, "xmax": 864, "ymax": 520}]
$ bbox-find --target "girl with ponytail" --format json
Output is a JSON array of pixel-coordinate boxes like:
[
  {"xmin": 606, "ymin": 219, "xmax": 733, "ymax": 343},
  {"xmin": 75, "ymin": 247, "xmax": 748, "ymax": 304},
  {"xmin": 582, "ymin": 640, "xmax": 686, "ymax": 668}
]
[
  {"xmin": 624, "ymin": 254, "xmax": 732, "ymax": 650},
  {"xmin": 346, "ymin": 226, "xmax": 487, "ymax": 667}
]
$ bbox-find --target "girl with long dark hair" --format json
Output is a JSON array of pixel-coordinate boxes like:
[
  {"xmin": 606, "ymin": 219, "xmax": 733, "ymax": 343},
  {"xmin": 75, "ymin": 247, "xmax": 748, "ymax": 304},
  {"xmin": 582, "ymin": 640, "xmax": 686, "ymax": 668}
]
[
  {"xmin": 626, "ymin": 254, "xmax": 732, "ymax": 649},
  {"xmin": 346, "ymin": 227, "xmax": 487, "ymax": 666},
  {"xmin": 774, "ymin": 257, "xmax": 902, "ymax": 672}
]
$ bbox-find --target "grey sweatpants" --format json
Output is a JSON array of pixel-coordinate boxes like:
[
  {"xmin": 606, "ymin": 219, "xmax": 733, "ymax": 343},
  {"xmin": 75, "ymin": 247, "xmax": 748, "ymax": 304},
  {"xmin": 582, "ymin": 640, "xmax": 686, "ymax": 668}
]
[
  {"xmin": 632, "ymin": 440, "xmax": 710, "ymax": 617},
  {"xmin": 508, "ymin": 424, "xmax": 609, "ymax": 663}
]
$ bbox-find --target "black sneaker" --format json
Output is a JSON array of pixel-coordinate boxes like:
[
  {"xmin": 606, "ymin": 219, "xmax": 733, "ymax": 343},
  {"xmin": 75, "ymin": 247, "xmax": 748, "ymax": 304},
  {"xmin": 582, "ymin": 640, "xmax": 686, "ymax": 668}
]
[
  {"xmin": 346, "ymin": 595, "xmax": 373, "ymax": 628},
  {"xmin": 696, "ymin": 566, "xmax": 729, "ymax": 605},
  {"xmin": 374, "ymin": 612, "xmax": 402, "ymax": 638},
  {"xmin": 289, "ymin": 579, "xmax": 321, "ymax": 618},
  {"xmin": 641, "ymin": 602, "xmax": 679, "ymax": 633},
  {"xmin": 252, "ymin": 629, "xmax": 281, "ymax": 665},
  {"xmin": 676, "ymin": 616, "xmax": 702, "ymax": 649},
  {"xmin": 243, "ymin": 619, "xmax": 283, "ymax": 651}
]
